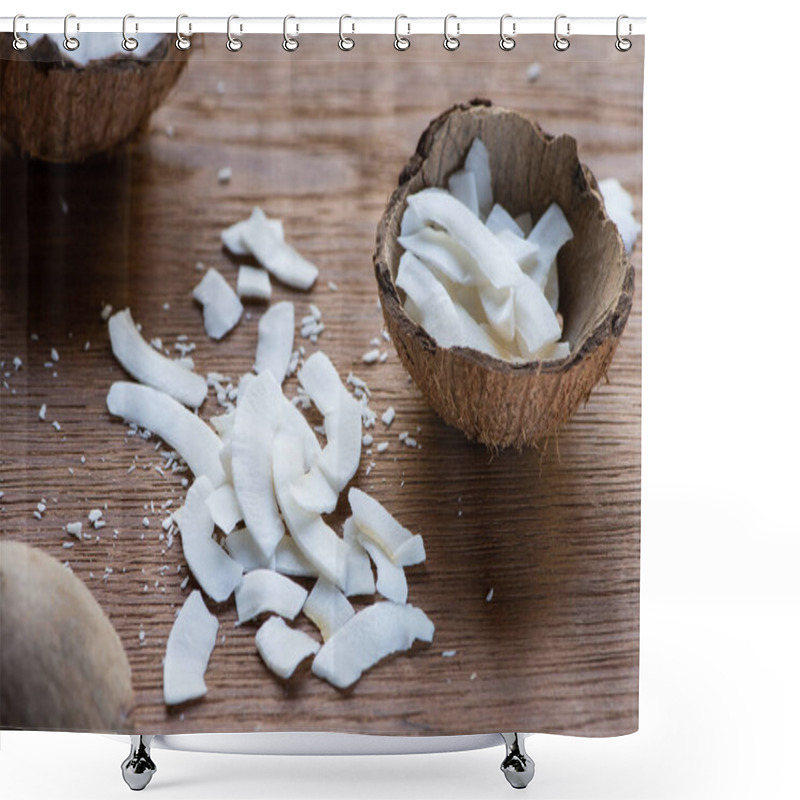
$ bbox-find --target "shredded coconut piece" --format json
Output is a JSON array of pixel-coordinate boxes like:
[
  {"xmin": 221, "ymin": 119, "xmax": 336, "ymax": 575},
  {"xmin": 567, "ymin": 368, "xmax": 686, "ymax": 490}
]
[
  {"xmin": 38, "ymin": 404, "xmax": 47, "ymax": 421},
  {"xmin": 217, "ymin": 166, "xmax": 232, "ymax": 184},
  {"xmin": 381, "ymin": 407, "xmax": 395, "ymax": 427}
]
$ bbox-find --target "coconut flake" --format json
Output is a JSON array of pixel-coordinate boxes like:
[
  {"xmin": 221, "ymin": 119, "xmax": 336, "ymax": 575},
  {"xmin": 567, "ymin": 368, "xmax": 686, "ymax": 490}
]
[
  {"xmin": 303, "ymin": 578, "xmax": 355, "ymax": 641},
  {"xmin": 108, "ymin": 309, "xmax": 207, "ymax": 408},
  {"xmin": 255, "ymin": 616, "xmax": 320, "ymax": 680},
  {"xmin": 311, "ymin": 602, "xmax": 434, "ymax": 689},
  {"xmin": 225, "ymin": 527, "xmax": 275, "ymax": 573},
  {"xmin": 348, "ymin": 487, "xmax": 426, "ymax": 567},
  {"xmin": 237, "ymin": 265, "xmax": 273, "ymax": 301},
  {"xmin": 525, "ymin": 203, "xmax": 574, "ymax": 289},
  {"xmin": 193, "ymin": 267, "xmax": 243, "ymax": 340},
  {"xmin": 240, "ymin": 208, "xmax": 318, "ymax": 290},
  {"xmin": 254, "ymin": 302, "xmax": 294, "ymax": 383},
  {"xmin": 358, "ymin": 535, "xmax": 408, "ymax": 604},
  {"xmin": 230, "ymin": 370, "xmax": 286, "ymax": 559},
  {"xmin": 486, "ymin": 204, "xmax": 525, "ymax": 238},
  {"xmin": 163, "ymin": 590, "xmax": 218, "ymax": 705},
  {"xmin": 464, "ymin": 138, "xmax": 493, "ymax": 219},
  {"xmin": 205, "ymin": 483, "xmax": 243, "ymax": 534},
  {"xmin": 234, "ymin": 569, "xmax": 308, "ymax": 623},
  {"xmin": 172, "ymin": 476, "xmax": 243, "ymax": 603},
  {"xmin": 598, "ymin": 178, "xmax": 641, "ymax": 254},
  {"xmin": 107, "ymin": 382, "xmax": 226, "ymax": 487},
  {"xmin": 447, "ymin": 169, "xmax": 480, "ymax": 217}
]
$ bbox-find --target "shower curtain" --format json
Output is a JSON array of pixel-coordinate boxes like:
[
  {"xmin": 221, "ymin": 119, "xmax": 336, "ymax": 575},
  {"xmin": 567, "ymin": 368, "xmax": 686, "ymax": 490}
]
[{"xmin": 0, "ymin": 29, "xmax": 643, "ymax": 740}]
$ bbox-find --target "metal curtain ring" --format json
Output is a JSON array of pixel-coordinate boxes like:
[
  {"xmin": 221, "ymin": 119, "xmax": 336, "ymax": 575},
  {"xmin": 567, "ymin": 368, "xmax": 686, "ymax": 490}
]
[
  {"xmin": 499, "ymin": 14, "xmax": 515, "ymax": 51},
  {"xmin": 175, "ymin": 14, "xmax": 191, "ymax": 50},
  {"xmin": 64, "ymin": 13, "xmax": 80, "ymax": 51},
  {"xmin": 615, "ymin": 14, "xmax": 632, "ymax": 51},
  {"xmin": 122, "ymin": 14, "xmax": 138, "ymax": 51},
  {"xmin": 283, "ymin": 15, "xmax": 298, "ymax": 51},
  {"xmin": 553, "ymin": 14, "xmax": 570, "ymax": 51},
  {"xmin": 227, "ymin": 15, "xmax": 243, "ymax": 51},
  {"xmin": 443, "ymin": 14, "xmax": 460, "ymax": 51},
  {"xmin": 12, "ymin": 14, "xmax": 29, "ymax": 51},
  {"xmin": 339, "ymin": 15, "xmax": 354, "ymax": 51},
  {"xmin": 394, "ymin": 14, "xmax": 410, "ymax": 51}
]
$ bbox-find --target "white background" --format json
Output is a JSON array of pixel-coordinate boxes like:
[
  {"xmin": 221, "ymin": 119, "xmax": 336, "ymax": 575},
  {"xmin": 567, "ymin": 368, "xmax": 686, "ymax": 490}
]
[{"xmin": 2, "ymin": 1, "xmax": 799, "ymax": 798}]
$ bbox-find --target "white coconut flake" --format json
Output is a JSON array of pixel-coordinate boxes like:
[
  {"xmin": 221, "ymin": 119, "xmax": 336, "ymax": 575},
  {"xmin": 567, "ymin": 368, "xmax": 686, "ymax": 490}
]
[
  {"xmin": 240, "ymin": 208, "xmax": 318, "ymax": 291},
  {"xmin": 311, "ymin": 602, "xmax": 434, "ymax": 689},
  {"xmin": 486, "ymin": 204, "xmax": 525, "ymax": 238},
  {"xmin": 255, "ymin": 616, "xmax": 320, "ymax": 680},
  {"xmin": 464, "ymin": 137, "xmax": 493, "ymax": 219},
  {"xmin": 225, "ymin": 527, "xmax": 276, "ymax": 573},
  {"xmin": 101, "ymin": 304, "xmax": 114, "ymax": 321},
  {"xmin": 598, "ymin": 178, "xmax": 641, "ymax": 254},
  {"xmin": 107, "ymin": 382, "xmax": 225, "ymax": 487},
  {"xmin": 303, "ymin": 578, "xmax": 355, "ymax": 641},
  {"xmin": 254, "ymin": 302, "xmax": 294, "ymax": 383},
  {"xmin": 193, "ymin": 267, "xmax": 243, "ymax": 340},
  {"xmin": 237, "ymin": 265, "xmax": 273, "ymax": 301},
  {"xmin": 358, "ymin": 535, "xmax": 408, "ymax": 604},
  {"xmin": 205, "ymin": 483, "xmax": 243, "ymax": 534},
  {"xmin": 108, "ymin": 309, "xmax": 207, "ymax": 408},
  {"xmin": 230, "ymin": 370, "xmax": 286, "ymax": 559},
  {"xmin": 172, "ymin": 476, "xmax": 243, "ymax": 603},
  {"xmin": 234, "ymin": 569, "xmax": 308, "ymax": 623},
  {"xmin": 163, "ymin": 590, "xmax": 218, "ymax": 706},
  {"xmin": 66, "ymin": 522, "xmax": 82, "ymax": 538},
  {"xmin": 362, "ymin": 349, "xmax": 380, "ymax": 364},
  {"xmin": 348, "ymin": 487, "xmax": 426, "ymax": 567},
  {"xmin": 381, "ymin": 407, "xmax": 395, "ymax": 428},
  {"xmin": 447, "ymin": 169, "xmax": 480, "ymax": 217}
]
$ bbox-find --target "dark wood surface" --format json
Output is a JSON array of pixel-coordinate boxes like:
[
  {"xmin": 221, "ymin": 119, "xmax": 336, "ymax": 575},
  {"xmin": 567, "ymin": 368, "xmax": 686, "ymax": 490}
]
[{"xmin": 0, "ymin": 35, "xmax": 643, "ymax": 736}]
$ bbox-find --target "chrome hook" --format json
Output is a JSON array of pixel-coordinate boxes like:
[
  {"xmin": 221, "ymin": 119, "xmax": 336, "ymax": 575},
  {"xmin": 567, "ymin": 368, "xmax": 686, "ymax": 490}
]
[
  {"xmin": 499, "ymin": 14, "xmax": 516, "ymax": 51},
  {"xmin": 12, "ymin": 15, "xmax": 29, "ymax": 51},
  {"xmin": 122, "ymin": 14, "xmax": 138, "ymax": 51},
  {"xmin": 283, "ymin": 15, "xmax": 298, "ymax": 51},
  {"xmin": 553, "ymin": 14, "xmax": 570, "ymax": 51},
  {"xmin": 175, "ymin": 14, "xmax": 191, "ymax": 50},
  {"xmin": 443, "ymin": 14, "xmax": 460, "ymax": 51},
  {"xmin": 339, "ymin": 14, "xmax": 354, "ymax": 51},
  {"xmin": 615, "ymin": 14, "xmax": 632, "ymax": 51},
  {"xmin": 394, "ymin": 14, "xmax": 410, "ymax": 51},
  {"xmin": 226, "ymin": 15, "xmax": 243, "ymax": 51},
  {"xmin": 64, "ymin": 13, "xmax": 80, "ymax": 51}
]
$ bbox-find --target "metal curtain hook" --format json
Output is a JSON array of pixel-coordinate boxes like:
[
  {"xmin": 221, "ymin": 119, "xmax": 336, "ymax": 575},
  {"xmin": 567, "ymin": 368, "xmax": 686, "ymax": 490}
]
[
  {"xmin": 283, "ymin": 15, "xmax": 298, "ymax": 51},
  {"xmin": 553, "ymin": 14, "xmax": 570, "ymax": 51},
  {"xmin": 176, "ymin": 14, "xmax": 191, "ymax": 50},
  {"xmin": 394, "ymin": 14, "xmax": 410, "ymax": 51},
  {"xmin": 339, "ymin": 14, "xmax": 354, "ymax": 50},
  {"xmin": 227, "ymin": 15, "xmax": 243, "ymax": 51},
  {"xmin": 499, "ymin": 14, "xmax": 516, "ymax": 51},
  {"xmin": 615, "ymin": 14, "xmax": 632, "ymax": 51},
  {"xmin": 12, "ymin": 14, "xmax": 29, "ymax": 51},
  {"xmin": 64, "ymin": 13, "xmax": 80, "ymax": 51},
  {"xmin": 122, "ymin": 14, "xmax": 138, "ymax": 51},
  {"xmin": 443, "ymin": 14, "xmax": 460, "ymax": 51}
]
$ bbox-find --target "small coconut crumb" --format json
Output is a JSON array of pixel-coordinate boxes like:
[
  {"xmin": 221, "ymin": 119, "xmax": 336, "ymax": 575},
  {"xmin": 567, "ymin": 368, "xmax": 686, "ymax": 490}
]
[
  {"xmin": 13, "ymin": 356, "xmax": 22, "ymax": 370},
  {"xmin": 328, "ymin": 281, "xmax": 338, "ymax": 291},
  {"xmin": 162, "ymin": 302, "xmax": 170, "ymax": 312},
  {"xmin": 527, "ymin": 62, "xmax": 542, "ymax": 81},
  {"xmin": 218, "ymin": 167, "xmax": 232, "ymax": 184},
  {"xmin": 66, "ymin": 522, "xmax": 82, "ymax": 538},
  {"xmin": 165, "ymin": 124, "xmax": 175, "ymax": 138},
  {"xmin": 362, "ymin": 433, "xmax": 374, "ymax": 447},
  {"xmin": 362, "ymin": 349, "xmax": 380, "ymax": 364},
  {"xmin": 62, "ymin": 542, "xmax": 74, "ymax": 549},
  {"xmin": 84, "ymin": 341, "xmax": 91, "ymax": 351},
  {"xmin": 100, "ymin": 303, "xmax": 113, "ymax": 321},
  {"xmin": 381, "ymin": 330, "xmax": 391, "ymax": 342},
  {"xmin": 404, "ymin": 437, "xmax": 417, "ymax": 448},
  {"xmin": 381, "ymin": 407, "xmax": 395, "ymax": 427},
  {"xmin": 80, "ymin": 456, "xmax": 86, "ymax": 464},
  {"xmin": 398, "ymin": 431, "xmax": 408, "ymax": 442},
  {"xmin": 143, "ymin": 584, "xmax": 149, "ymax": 593},
  {"xmin": 139, "ymin": 629, "xmax": 146, "ymax": 644},
  {"xmin": 142, "ymin": 517, "xmax": 150, "ymax": 528},
  {"xmin": 379, "ymin": 352, "xmax": 388, "ymax": 363},
  {"xmin": 33, "ymin": 511, "xmax": 42, "ymax": 520},
  {"xmin": 377, "ymin": 442, "xmax": 389, "ymax": 453},
  {"xmin": 470, "ymin": 672, "xmax": 478, "ymax": 681},
  {"xmin": 38, "ymin": 404, "xmax": 47, "ymax": 421},
  {"xmin": 442, "ymin": 650, "xmax": 457, "ymax": 658},
  {"xmin": 52, "ymin": 421, "xmax": 61, "ymax": 432},
  {"xmin": 51, "ymin": 348, "xmax": 59, "ymax": 362},
  {"xmin": 180, "ymin": 576, "xmax": 190, "ymax": 590}
]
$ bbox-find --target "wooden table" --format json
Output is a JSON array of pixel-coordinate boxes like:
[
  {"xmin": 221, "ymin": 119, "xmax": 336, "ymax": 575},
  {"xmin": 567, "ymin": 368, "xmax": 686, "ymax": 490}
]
[{"xmin": 0, "ymin": 35, "xmax": 643, "ymax": 737}]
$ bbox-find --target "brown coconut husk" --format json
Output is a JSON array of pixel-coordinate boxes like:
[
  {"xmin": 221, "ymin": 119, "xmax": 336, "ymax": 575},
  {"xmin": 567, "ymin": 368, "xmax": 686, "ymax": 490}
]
[
  {"xmin": 0, "ymin": 33, "xmax": 188, "ymax": 162},
  {"xmin": 374, "ymin": 99, "xmax": 634, "ymax": 449},
  {"xmin": 0, "ymin": 540, "xmax": 134, "ymax": 731}
]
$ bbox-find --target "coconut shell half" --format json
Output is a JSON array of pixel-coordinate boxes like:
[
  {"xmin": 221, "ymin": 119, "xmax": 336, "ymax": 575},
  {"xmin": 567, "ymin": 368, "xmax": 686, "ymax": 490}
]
[
  {"xmin": 374, "ymin": 100, "xmax": 635, "ymax": 449},
  {"xmin": 0, "ymin": 34, "xmax": 188, "ymax": 162}
]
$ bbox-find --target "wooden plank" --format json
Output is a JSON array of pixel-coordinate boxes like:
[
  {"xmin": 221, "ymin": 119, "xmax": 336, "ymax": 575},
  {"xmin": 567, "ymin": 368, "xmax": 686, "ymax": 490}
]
[{"xmin": 0, "ymin": 35, "xmax": 642, "ymax": 736}]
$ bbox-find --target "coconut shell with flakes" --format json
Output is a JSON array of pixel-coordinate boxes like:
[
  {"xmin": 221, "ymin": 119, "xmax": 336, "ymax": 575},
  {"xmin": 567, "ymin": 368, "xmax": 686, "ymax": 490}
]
[
  {"xmin": 374, "ymin": 100, "xmax": 634, "ymax": 449},
  {"xmin": 0, "ymin": 33, "xmax": 188, "ymax": 162}
]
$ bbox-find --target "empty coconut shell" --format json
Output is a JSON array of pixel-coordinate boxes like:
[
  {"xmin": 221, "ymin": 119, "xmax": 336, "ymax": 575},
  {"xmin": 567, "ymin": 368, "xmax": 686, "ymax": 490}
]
[
  {"xmin": 0, "ymin": 540, "xmax": 134, "ymax": 731},
  {"xmin": 374, "ymin": 99, "xmax": 634, "ymax": 449},
  {"xmin": 0, "ymin": 33, "xmax": 188, "ymax": 162}
]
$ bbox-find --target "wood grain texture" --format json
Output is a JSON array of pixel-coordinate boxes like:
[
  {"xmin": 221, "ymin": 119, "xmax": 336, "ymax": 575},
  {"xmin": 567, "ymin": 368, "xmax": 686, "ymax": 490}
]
[{"xmin": 0, "ymin": 35, "xmax": 643, "ymax": 737}]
